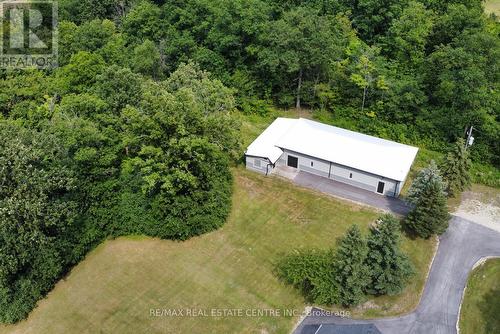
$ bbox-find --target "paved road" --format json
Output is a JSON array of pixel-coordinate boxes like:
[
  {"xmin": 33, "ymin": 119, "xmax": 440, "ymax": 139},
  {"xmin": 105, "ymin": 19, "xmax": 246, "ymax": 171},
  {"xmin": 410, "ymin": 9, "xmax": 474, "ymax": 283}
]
[
  {"xmin": 292, "ymin": 171, "xmax": 412, "ymax": 215},
  {"xmin": 294, "ymin": 217, "xmax": 500, "ymax": 334}
]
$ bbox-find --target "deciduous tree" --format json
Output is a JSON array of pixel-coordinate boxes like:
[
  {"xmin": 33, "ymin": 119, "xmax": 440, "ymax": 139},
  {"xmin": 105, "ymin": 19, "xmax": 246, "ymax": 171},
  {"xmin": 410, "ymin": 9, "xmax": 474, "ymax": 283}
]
[
  {"xmin": 384, "ymin": 1, "xmax": 434, "ymax": 71},
  {"xmin": 0, "ymin": 122, "xmax": 78, "ymax": 323},
  {"xmin": 253, "ymin": 7, "xmax": 349, "ymax": 108}
]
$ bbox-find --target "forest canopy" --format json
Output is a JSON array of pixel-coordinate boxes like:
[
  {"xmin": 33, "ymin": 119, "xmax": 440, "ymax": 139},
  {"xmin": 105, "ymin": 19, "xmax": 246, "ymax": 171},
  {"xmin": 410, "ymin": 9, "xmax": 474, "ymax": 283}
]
[
  {"xmin": 52, "ymin": 0, "xmax": 500, "ymax": 166},
  {"xmin": 0, "ymin": 0, "xmax": 499, "ymax": 323}
]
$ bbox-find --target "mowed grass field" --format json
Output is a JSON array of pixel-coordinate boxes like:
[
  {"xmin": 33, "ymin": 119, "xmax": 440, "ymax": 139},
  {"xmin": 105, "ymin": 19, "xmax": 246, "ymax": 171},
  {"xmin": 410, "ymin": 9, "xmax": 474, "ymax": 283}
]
[
  {"xmin": 460, "ymin": 259, "xmax": 500, "ymax": 334},
  {"xmin": 0, "ymin": 168, "xmax": 436, "ymax": 334}
]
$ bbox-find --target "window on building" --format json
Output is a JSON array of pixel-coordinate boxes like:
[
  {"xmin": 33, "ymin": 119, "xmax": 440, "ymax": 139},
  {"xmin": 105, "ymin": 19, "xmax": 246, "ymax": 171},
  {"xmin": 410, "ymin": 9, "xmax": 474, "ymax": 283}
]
[
  {"xmin": 254, "ymin": 159, "xmax": 261, "ymax": 168},
  {"xmin": 349, "ymin": 173, "xmax": 353, "ymax": 179},
  {"xmin": 310, "ymin": 161, "xmax": 314, "ymax": 167}
]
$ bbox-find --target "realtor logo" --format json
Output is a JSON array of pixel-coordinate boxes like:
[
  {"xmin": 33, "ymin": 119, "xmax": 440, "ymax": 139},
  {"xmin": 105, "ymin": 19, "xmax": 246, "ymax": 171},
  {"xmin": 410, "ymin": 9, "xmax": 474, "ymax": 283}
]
[{"xmin": 0, "ymin": 0, "xmax": 58, "ymax": 68}]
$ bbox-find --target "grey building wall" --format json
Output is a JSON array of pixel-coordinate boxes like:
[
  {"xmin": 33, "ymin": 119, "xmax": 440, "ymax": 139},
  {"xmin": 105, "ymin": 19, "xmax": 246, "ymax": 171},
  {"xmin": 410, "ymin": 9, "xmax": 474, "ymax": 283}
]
[
  {"xmin": 331, "ymin": 163, "xmax": 398, "ymax": 196},
  {"xmin": 278, "ymin": 150, "xmax": 401, "ymax": 197},
  {"xmin": 245, "ymin": 156, "xmax": 273, "ymax": 175}
]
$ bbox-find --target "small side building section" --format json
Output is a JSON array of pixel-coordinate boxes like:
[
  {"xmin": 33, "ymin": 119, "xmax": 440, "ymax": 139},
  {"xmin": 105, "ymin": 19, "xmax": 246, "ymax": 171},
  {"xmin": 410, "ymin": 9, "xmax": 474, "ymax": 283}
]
[{"xmin": 245, "ymin": 156, "xmax": 273, "ymax": 175}]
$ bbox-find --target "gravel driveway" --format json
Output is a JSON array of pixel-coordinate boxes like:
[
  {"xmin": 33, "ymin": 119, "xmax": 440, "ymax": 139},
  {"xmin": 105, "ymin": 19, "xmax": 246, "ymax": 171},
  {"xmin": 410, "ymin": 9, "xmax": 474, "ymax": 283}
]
[
  {"xmin": 293, "ymin": 217, "xmax": 500, "ymax": 334},
  {"xmin": 454, "ymin": 189, "xmax": 500, "ymax": 233}
]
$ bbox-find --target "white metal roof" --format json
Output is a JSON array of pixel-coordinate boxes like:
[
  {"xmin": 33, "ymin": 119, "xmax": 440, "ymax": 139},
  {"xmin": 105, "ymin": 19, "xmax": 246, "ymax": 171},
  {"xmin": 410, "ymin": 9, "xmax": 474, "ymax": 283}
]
[
  {"xmin": 246, "ymin": 118, "xmax": 419, "ymax": 181},
  {"xmin": 245, "ymin": 118, "xmax": 297, "ymax": 164}
]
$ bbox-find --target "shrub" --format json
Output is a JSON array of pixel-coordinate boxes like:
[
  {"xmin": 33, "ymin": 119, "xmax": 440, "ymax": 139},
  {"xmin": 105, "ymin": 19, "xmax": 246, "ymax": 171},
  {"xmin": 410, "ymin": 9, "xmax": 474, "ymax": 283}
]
[
  {"xmin": 0, "ymin": 122, "xmax": 79, "ymax": 323},
  {"xmin": 277, "ymin": 250, "xmax": 339, "ymax": 304},
  {"xmin": 470, "ymin": 163, "xmax": 500, "ymax": 188}
]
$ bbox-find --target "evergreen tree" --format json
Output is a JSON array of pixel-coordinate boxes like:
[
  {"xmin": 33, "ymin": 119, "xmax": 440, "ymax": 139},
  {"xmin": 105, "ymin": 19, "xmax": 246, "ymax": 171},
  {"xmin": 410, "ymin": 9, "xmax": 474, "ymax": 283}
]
[
  {"xmin": 441, "ymin": 138, "xmax": 472, "ymax": 197},
  {"xmin": 366, "ymin": 215, "xmax": 414, "ymax": 296},
  {"xmin": 405, "ymin": 181, "xmax": 450, "ymax": 239},
  {"xmin": 333, "ymin": 225, "xmax": 370, "ymax": 306},
  {"xmin": 407, "ymin": 160, "xmax": 447, "ymax": 205}
]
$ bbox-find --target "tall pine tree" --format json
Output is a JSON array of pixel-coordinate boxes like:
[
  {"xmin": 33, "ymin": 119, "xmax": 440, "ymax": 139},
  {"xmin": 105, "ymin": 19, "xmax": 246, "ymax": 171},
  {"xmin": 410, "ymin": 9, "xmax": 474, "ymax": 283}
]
[
  {"xmin": 441, "ymin": 138, "xmax": 472, "ymax": 197},
  {"xmin": 366, "ymin": 215, "xmax": 414, "ymax": 296},
  {"xmin": 407, "ymin": 160, "xmax": 447, "ymax": 205},
  {"xmin": 405, "ymin": 181, "xmax": 450, "ymax": 238},
  {"xmin": 333, "ymin": 225, "xmax": 370, "ymax": 306}
]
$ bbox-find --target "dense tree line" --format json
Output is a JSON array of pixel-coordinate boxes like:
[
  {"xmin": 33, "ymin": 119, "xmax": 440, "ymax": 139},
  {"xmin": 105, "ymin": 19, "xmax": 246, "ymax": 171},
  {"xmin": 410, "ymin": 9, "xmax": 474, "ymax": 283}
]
[
  {"xmin": 0, "ymin": 0, "xmax": 498, "ymax": 323},
  {"xmin": 51, "ymin": 0, "xmax": 500, "ymax": 167}
]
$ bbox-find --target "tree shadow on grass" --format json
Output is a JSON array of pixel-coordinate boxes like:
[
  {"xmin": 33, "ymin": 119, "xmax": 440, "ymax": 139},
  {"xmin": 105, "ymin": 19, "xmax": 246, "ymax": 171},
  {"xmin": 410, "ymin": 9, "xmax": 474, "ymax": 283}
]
[{"xmin": 478, "ymin": 288, "xmax": 500, "ymax": 333}]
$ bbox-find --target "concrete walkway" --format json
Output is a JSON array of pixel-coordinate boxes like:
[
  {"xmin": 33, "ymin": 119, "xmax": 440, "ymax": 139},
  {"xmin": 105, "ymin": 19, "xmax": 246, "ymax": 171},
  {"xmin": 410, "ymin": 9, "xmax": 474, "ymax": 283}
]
[
  {"xmin": 293, "ymin": 217, "xmax": 500, "ymax": 334},
  {"xmin": 276, "ymin": 170, "xmax": 412, "ymax": 215}
]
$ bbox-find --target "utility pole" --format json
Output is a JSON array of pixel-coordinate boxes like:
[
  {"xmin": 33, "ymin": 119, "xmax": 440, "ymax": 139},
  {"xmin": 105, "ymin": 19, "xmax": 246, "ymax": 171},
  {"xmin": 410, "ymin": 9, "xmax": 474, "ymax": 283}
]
[{"xmin": 465, "ymin": 126, "xmax": 474, "ymax": 150}]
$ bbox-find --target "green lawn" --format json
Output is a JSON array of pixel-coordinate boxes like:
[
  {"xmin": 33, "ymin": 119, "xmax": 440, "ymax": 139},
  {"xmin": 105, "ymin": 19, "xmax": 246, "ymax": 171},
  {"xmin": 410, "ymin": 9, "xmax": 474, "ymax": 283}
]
[
  {"xmin": 0, "ymin": 168, "xmax": 436, "ymax": 334},
  {"xmin": 459, "ymin": 259, "xmax": 500, "ymax": 334}
]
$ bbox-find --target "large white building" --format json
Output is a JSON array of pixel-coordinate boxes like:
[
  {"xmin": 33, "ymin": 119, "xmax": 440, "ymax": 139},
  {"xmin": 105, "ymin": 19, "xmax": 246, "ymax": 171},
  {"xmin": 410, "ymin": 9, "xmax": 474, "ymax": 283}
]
[{"xmin": 245, "ymin": 118, "xmax": 419, "ymax": 197}]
